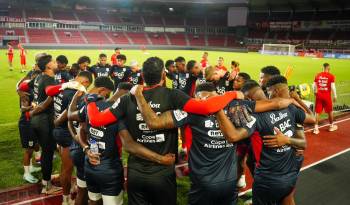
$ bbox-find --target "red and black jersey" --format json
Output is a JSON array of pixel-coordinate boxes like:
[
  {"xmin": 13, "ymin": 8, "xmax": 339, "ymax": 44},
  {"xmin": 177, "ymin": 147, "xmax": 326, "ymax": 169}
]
[
  {"xmin": 110, "ymin": 65, "xmax": 131, "ymax": 91},
  {"xmin": 89, "ymin": 64, "xmax": 112, "ymax": 78},
  {"xmin": 129, "ymin": 70, "xmax": 143, "ymax": 85},
  {"xmin": 55, "ymin": 70, "xmax": 72, "ymax": 84},
  {"xmin": 214, "ymin": 72, "xmax": 233, "ymax": 95},
  {"xmin": 32, "ymin": 73, "xmax": 57, "ymax": 114},
  {"xmin": 53, "ymin": 88, "xmax": 77, "ymax": 129},
  {"xmin": 168, "ymin": 72, "xmax": 197, "ymax": 96}
]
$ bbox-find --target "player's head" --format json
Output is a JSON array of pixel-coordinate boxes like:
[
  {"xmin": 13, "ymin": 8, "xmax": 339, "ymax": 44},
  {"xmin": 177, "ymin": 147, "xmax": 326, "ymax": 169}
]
[
  {"xmin": 37, "ymin": 54, "xmax": 58, "ymax": 73},
  {"xmin": 30, "ymin": 70, "xmax": 42, "ymax": 80},
  {"xmin": 117, "ymin": 54, "xmax": 127, "ymax": 66},
  {"xmin": 69, "ymin": 63, "xmax": 80, "ymax": 78},
  {"xmin": 99, "ymin": 53, "xmax": 107, "ymax": 66},
  {"xmin": 94, "ymin": 76, "xmax": 114, "ymax": 98},
  {"xmin": 259, "ymin": 65, "xmax": 280, "ymax": 87},
  {"xmin": 187, "ymin": 60, "xmax": 201, "ymax": 76},
  {"xmin": 231, "ymin": 61, "xmax": 239, "ymax": 69},
  {"xmin": 130, "ymin": 60, "xmax": 140, "ymax": 72},
  {"xmin": 202, "ymin": 52, "xmax": 208, "ymax": 59},
  {"xmin": 234, "ymin": 72, "xmax": 251, "ymax": 91},
  {"xmin": 205, "ymin": 66, "xmax": 221, "ymax": 82},
  {"xmin": 34, "ymin": 52, "xmax": 48, "ymax": 70},
  {"xmin": 241, "ymin": 80, "xmax": 266, "ymax": 100},
  {"xmin": 323, "ymin": 63, "xmax": 330, "ymax": 72},
  {"xmin": 75, "ymin": 71, "xmax": 93, "ymax": 88},
  {"xmin": 218, "ymin": 57, "xmax": 224, "ymax": 66},
  {"xmin": 165, "ymin": 60, "xmax": 176, "ymax": 73},
  {"xmin": 195, "ymin": 82, "xmax": 217, "ymax": 100},
  {"xmin": 142, "ymin": 57, "xmax": 165, "ymax": 86},
  {"xmin": 7, "ymin": 43, "xmax": 12, "ymax": 48},
  {"xmin": 77, "ymin": 56, "xmax": 91, "ymax": 71},
  {"xmin": 56, "ymin": 55, "xmax": 68, "ymax": 70},
  {"xmin": 175, "ymin": 56, "xmax": 186, "ymax": 72},
  {"xmin": 115, "ymin": 47, "xmax": 121, "ymax": 53},
  {"xmin": 266, "ymin": 75, "xmax": 289, "ymax": 99}
]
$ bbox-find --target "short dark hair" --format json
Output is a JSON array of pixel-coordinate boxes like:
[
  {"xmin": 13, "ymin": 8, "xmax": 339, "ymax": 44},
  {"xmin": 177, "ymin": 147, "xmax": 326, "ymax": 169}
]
[
  {"xmin": 266, "ymin": 75, "xmax": 288, "ymax": 88},
  {"xmin": 231, "ymin": 61, "xmax": 239, "ymax": 67},
  {"xmin": 117, "ymin": 82, "xmax": 133, "ymax": 91},
  {"xmin": 94, "ymin": 76, "xmax": 114, "ymax": 91},
  {"xmin": 323, "ymin": 63, "xmax": 330, "ymax": 68},
  {"xmin": 37, "ymin": 54, "xmax": 53, "ymax": 71},
  {"xmin": 77, "ymin": 71, "xmax": 93, "ymax": 83},
  {"xmin": 175, "ymin": 56, "xmax": 185, "ymax": 63},
  {"xmin": 115, "ymin": 47, "xmax": 121, "ymax": 51},
  {"xmin": 142, "ymin": 57, "xmax": 164, "ymax": 86},
  {"xmin": 241, "ymin": 80, "xmax": 260, "ymax": 93},
  {"xmin": 165, "ymin": 60, "xmax": 175, "ymax": 68},
  {"xmin": 195, "ymin": 82, "xmax": 216, "ymax": 93},
  {"xmin": 77, "ymin": 56, "xmax": 91, "ymax": 65},
  {"xmin": 117, "ymin": 54, "xmax": 126, "ymax": 61},
  {"xmin": 186, "ymin": 60, "xmax": 197, "ymax": 71},
  {"xmin": 237, "ymin": 72, "xmax": 251, "ymax": 81},
  {"xmin": 99, "ymin": 53, "xmax": 107, "ymax": 59},
  {"xmin": 56, "ymin": 55, "xmax": 68, "ymax": 65},
  {"xmin": 261, "ymin": 66, "xmax": 280, "ymax": 76}
]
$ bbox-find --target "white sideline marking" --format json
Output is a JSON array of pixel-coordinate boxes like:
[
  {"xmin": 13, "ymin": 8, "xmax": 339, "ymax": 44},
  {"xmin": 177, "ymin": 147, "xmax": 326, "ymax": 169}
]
[
  {"xmin": 12, "ymin": 195, "xmax": 58, "ymax": 205},
  {"xmin": 304, "ymin": 117, "xmax": 350, "ymax": 132}
]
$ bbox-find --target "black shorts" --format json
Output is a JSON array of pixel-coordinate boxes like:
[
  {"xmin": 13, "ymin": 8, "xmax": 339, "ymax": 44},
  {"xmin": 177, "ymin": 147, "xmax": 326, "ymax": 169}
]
[
  {"xmin": 127, "ymin": 168, "xmax": 176, "ymax": 205},
  {"xmin": 188, "ymin": 179, "xmax": 237, "ymax": 205},
  {"xmin": 18, "ymin": 117, "xmax": 37, "ymax": 149},
  {"xmin": 70, "ymin": 142, "xmax": 85, "ymax": 181},
  {"xmin": 253, "ymin": 173, "xmax": 298, "ymax": 205},
  {"xmin": 85, "ymin": 158, "xmax": 124, "ymax": 196},
  {"xmin": 53, "ymin": 127, "xmax": 72, "ymax": 148}
]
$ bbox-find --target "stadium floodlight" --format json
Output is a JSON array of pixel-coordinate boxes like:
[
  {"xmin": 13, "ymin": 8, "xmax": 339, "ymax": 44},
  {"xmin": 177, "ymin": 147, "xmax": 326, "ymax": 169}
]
[
  {"xmin": 261, "ymin": 43, "xmax": 296, "ymax": 56},
  {"xmin": 169, "ymin": 7, "xmax": 174, "ymax": 12}
]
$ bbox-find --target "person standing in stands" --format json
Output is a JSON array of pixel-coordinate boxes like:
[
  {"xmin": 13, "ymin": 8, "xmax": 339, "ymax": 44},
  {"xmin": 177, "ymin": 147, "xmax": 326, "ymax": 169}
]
[
  {"xmin": 18, "ymin": 44, "xmax": 27, "ymax": 73},
  {"xmin": 6, "ymin": 43, "xmax": 14, "ymax": 71},
  {"xmin": 313, "ymin": 63, "xmax": 338, "ymax": 134},
  {"xmin": 111, "ymin": 47, "xmax": 121, "ymax": 66}
]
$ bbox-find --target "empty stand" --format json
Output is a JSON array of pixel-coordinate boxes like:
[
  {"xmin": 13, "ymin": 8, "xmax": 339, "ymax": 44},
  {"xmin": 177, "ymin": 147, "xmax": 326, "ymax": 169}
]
[
  {"xmin": 105, "ymin": 32, "xmax": 131, "ymax": 44},
  {"xmin": 143, "ymin": 15, "xmax": 163, "ymax": 26},
  {"xmin": 98, "ymin": 13, "xmax": 122, "ymax": 24},
  {"xmin": 207, "ymin": 35, "xmax": 225, "ymax": 47},
  {"xmin": 26, "ymin": 9, "xmax": 50, "ymax": 20},
  {"xmin": 81, "ymin": 31, "xmax": 111, "ymax": 44},
  {"xmin": 147, "ymin": 33, "xmax": 168, "ymax": 45},
  {"xmin": 126, "ymin": 32, "xmax": 149, "ymax": 44},
  {"xmin": 27, "ymin": 29, "xmax": 57, "ymax": 43},
  {"xmin": 166, "ymin": 33, "xmax": 187, "ymax": 46},
  {"xmin": 51, "ymin": 10, "xmax": 76, "ymax": 21},
  {"xmin": 76, "ymin": 11, "xmax": 100, "ymax": 23},
  {"xmin": 187, "ymin": 34, "xmax": 205, "ymax": 46},
  {"xmin": 55, "ymin": 30, "xmax": 85, "ymax": 44}
]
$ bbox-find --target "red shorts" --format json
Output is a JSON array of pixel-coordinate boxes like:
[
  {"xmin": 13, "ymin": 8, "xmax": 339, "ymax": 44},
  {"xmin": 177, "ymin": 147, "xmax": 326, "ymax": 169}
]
[
  {"xmin": 315, "ymin": 93, "xmax": 333, "ymax": 113},
  {"xmin": 20, "ymin": 57, "xmax": 26, "ymax": 65},
  {"xmin": 8, "ymin": 54, "xmax": 13, "ymax": 62}
]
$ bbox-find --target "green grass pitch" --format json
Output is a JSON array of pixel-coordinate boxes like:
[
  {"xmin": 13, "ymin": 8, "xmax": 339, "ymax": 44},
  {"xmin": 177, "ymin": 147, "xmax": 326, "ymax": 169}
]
[{"xmin": 0, "ymin": 49, "xmax": 349, "ymax": 204}]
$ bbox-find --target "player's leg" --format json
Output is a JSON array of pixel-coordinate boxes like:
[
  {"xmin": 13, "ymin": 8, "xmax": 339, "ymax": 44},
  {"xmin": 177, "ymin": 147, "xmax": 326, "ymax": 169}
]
[
  {"xmin": 148, "ymin": 173, "xmax": 176, "ymax": 205},
  {"xmin": 281, "ymin": 188, "xmax": 296, "ymax": 205},
  {"xmin": 75, "ymin": 178, "xmax": 88, "ymax": 205},
  {"xmin": 236, "ymin": 143, "xmax": 248, "ymax": 188},
  {"xmin": 60, "ymin": 146, "xmax": 74, "ymax": 204},
  {"xmin": 8, "ymin": 55, "xmax": 13, "ymax": 71},
  {"xmin": 313, "ymin": 96, "xmax": 323, "ymax": 134},
  {"xmin": 88, "ymin": 191, "xmax": 103, "ymax": 205},
  {"xmin": 325, "ymin": 96, "xmax": 337, "ymax": 132},
  {"xmin": 70, "ymin": 146, "xmax": 88, "ymax": 205},
  {"xmin": 102, "ymin": 192, "xmax": 124, "ymax": 205}
]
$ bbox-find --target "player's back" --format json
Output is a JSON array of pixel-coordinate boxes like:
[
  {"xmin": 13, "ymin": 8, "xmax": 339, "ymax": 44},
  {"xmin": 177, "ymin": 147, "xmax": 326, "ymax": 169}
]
[{"xmin": 315, "ymin": 71, "xmax": 334, "ymax": 94}]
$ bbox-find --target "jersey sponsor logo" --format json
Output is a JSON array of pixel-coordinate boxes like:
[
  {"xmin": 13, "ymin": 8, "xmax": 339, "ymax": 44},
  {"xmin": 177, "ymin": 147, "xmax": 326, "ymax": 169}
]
[
  {"xmin": 97, "ymin": 72, "xmax": 109, "ymax": 77},
  {"xmin": 178, "ymin": 78, "xmax": 187, "ymax": 89},
  {"xmin": 111, "ymin": 98, "xmax": 121, "ymax": 109},
  {"xmin": 216, "ymin": 87, "xmax": 226, "ymax": 95},
  {"xmin": 278, "ymin": 119, "xmax": 291, "ymax": 132},
  {"xmin": 208, "ymin": 129, "xmax": 223, "ymax": 138},
  {"xmin": 136, "ymin": 113, "xmax": 143, "ymax": 121},
  {"xmin": 155, "ymin": 134, "xmax": 165, "ymax": 142},
  {"xmin": 89, "ymin": 127, "xmax": 104, "ymax": 138},
  {"xmin": 246, "ymin": 116, "xmax": 256, "ymax": 129},
  {"xmin": 204, "ymin": 120, "xmax": 214, "ymax": 128},
  {"xmin": 137, "ymin": 134, "xmax": 162, "ymax": 143},
  {"xmin": 139, "ymin": 123, "xmax": 150, "ymax": 131},
  {"xmin": 149, "ymin": 101, "xmax": 160, "ymax": 109},
  {"xmin": 97, "ymin": 141, "xmax": 105, "ymax": 150},
  {"xmin": 173, "ymin": 110, "xmax": 188, "ymax": 121},
  {"xmin": 204, "ymin": 139, "xmax": 233, "ymax": 149},
  {"xmin": 28, "ymin": 141, "xmax": 34, "ymax": 147},
  {"xmin": 270, "ymin": 112, "xmax": 288, "ymax": 124}
]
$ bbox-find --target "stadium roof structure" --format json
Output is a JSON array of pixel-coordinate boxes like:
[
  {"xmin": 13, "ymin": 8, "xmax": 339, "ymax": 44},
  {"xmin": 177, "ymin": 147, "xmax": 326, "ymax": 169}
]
[{"xmin": 249, "ymin": 0, "xmax": 350, "ymax": 10}]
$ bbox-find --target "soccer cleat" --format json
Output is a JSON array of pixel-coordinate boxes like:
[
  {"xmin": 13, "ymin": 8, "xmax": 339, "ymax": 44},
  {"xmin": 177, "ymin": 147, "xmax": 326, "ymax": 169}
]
[
  {"xmin": 237, "ymin": 175, "xmax": 246, "ymax": 188},
  {"xmin": 313, "ymin": 128, "xmax": 320, "ymax": 135},
  {"xmin": 29, "ymin": 166, "xmax": 41, "ymax": 173},
  {"xmin": 23, "ymin": 173, "xmax": 39, "ymax": 184},
  {"xmin": 41, "ymin": 183, "xmax": 62, "ymax": 195},
  {"xmin": 329, "ymin": 125, "xmax": 338, "ymax": 132}
]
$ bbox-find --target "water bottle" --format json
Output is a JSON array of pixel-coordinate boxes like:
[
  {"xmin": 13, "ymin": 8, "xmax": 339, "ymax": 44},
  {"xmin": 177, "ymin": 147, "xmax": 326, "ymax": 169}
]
[{"xmin": 90, "ymin": 139, "xmax": 99, "ymax": 154}]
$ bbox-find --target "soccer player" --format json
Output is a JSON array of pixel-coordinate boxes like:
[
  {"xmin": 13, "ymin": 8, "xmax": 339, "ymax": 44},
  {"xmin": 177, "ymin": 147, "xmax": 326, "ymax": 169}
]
[
  {"xmin": 218, "ymin": 76, "xmax": 314, "ymax": 205},
  {"xmin": 259, "ymin": 65, "xmax": 280, "ymax": 93},
  {"xmin": 313, "ymin": 63, "xmax": 337, "ymax": 134},
  {"xmin": 28, "ymin": 54, "xmax": 60, "ymax": 194},
  {"xmin": 187, "ymin": 60, "xmax": 206, "ymax": 87},
  {"xmin": 205, "ymin": 65, "xmax": 232, "ymax": 95},
  {"xmin": 165, "ymin": 59, "xmax": 177, "ymax": 88},
  {"xmin": 128, "ymin": 60, "xmax": 143, "ymax": 85},
  {"xmin": 110, "ymin": 54, "xmax": 131, "ymax": 91},
  {"xmin": 111, "ymin": 47, "xmax": 121, "ymax": 66},
  {"xmin": 215, "ymin": 57, "xmax": 227, "ymax": 72},
  {"xmin": 55, "ymin": 55, "xmax": 72, "ymax": 84},
  {"xmin": 230, "ymin": 61, "xmax": 240, "ymax": 80},
  {"xmin": 18, "ymin": 70, "xmax": 41, "ymax": 183},
  {"xmin": 89, "ymin": 53, "xmax": 112, "ymax": 78},
  {"xmin": 200, "ymin": 51, "xmax": 209, "ymax": 68},
  {"xmin": 18, "ymin": 44, "xmax": 27, "ymax": 72},
  {"xmin": 6, "ymin": 43, "xmax": 14, "ymax": 71},
  {"xmin": 233, "ymin": 72, "xmax": 250, "ymax": 91},
  {"xmin": 85, "ymin": 57, "xmax": 242, "ymax": 205},
  {"xmin": 52, "ymin": 71, "xmax": 93, "ymax": 205}
]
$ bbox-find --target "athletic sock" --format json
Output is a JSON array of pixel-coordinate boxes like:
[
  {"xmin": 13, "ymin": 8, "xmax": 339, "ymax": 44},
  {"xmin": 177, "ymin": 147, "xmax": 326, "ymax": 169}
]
[
  {"xmin": 63, "ymin": 195, "xmax": 69, "ymax": 202},
  {"xmin": 314, "ymin": 124, "xmax": 319, "ymax": 130},
  {"xmin": 24, "ymin": 166, "xmax": 30, "ymax": 175}
]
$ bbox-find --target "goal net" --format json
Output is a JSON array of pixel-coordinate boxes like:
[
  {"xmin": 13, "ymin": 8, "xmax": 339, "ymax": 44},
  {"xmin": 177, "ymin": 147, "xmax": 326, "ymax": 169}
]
[{"xmin": 261, "ymin": 44, "xmax": 296, "ymax": 56}]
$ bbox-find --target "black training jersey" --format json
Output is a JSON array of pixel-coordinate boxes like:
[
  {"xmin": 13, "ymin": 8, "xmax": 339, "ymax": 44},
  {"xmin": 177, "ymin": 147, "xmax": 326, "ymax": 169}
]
[
  {"xmin": 171, "ymin": 72, "xmax": 197, "ymax": 96},
  {"xmin": 129, "ymin": 70, "xmax": 143, "ymax": 85},
  {"xmin": 54, "ymin": 88, "xmax": 77, "ymax": 129},
  {"xmin": 109, "ymin": 86, "xmax": 190, "ymax": 175},
  {"xmin": 215, "ymin": 72, "xmax": 233, "ymax": 95},
  {"xmin": 55, "ymin": 70, "xmax": 72, "ymax": 84},
  {"xmin": 196, "ymin": 73, "xmax": 206, "ymax": 85},
  {"xmin": 243, "ymin": 105, "xmax": 306, "ymax": 178},
  {"xmin": 32, "ymin": 73, "xmax": 56, "ymax": 114},
  {"xmin": 86, "ymin": 100, "xmax": 122, "ymax": 161},
  {"xmin": 171, "ymin": 109, "xmax": 236, "ymax": 184},
  {"xmin": 89, "ymin": 64, "xmax": 112, "ymax": 78},
  {"xmin": 110, "ymin": 65, "xmax": 131, "ymax": 90}
]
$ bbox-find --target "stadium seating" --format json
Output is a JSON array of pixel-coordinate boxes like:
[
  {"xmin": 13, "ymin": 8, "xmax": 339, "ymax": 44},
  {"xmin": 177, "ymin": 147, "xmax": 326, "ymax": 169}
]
[
  {"xmin": 226, "ymin": 35, "xmax": 238, "ymax": 47},
  {"xmin": 76, "ymin": 11, "xmax": 100, "ymax": 23},
  {"xmin": 27, "ymin": 29, "xmax": 57, "ymax": 43},
  {"xmin": 81, "ymin": 31, "xmax": 111, "ymax": 44},
  {"xmin": 187, "ymin": 34, "xmax": 205, "ymax": 46},
  {"xmin": 207, "ymin": 35, "xmax": 226, "ymax": 47},
  {"xmin": 166, "ymin": 33, "xmax": 187, "ymax": 46},
  {"xmin": 8, "ymin": 8, "xmax": 23, "ymax": 18},
  {"xmin": 186, "ymin": 17, "xmax": 204, "ymax": 27},
  {"xmin": 105, "ymin": 32, "xmax": 131, "ymax": 44},
  {"xmin": 207, "ymin": 16, "xmax": 227, "ymax": 27},
  {"xmin": 164, "ymin": 16, "xmax": 185, "ymax": 26},
  {"xmin": 98, "ymin": 13, "xmax": 122, "ymax": 24},
  {"xmin": 126, "ymin": 32, "xmax": 149, "ymax": 45},
  {"xmin": 143, "ymin": 15, "xmax": 164, "ymax": 26},
  {"xmin": 121, "ymin": 15, "xmax": 143, "ymax": 25},
  {"xmin": 147, "ymin": 33, "xmax": 168, "ymax": 45},
  {"xmin": 55, "ymin": 30, "xmax": 85, "ymax": 44},
  {"xmin": 51, "ymin": 10, "xmax": 77, "ymax": 21},
  {"xmin": 26, "ymin": 9, "xmax": 50, "ymax": 20}
]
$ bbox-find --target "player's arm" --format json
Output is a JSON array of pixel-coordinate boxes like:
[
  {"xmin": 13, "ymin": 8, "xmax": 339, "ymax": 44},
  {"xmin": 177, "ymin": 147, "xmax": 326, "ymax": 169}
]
[
  {"xmin": 108, "ymin": 83, "xmax": 132, "ymax": 103},
  {"xmin": 119, "ymin": 130, "xmax": 175, "ymax": 165},
  {"xmin": 20, "ymin": 95, "xmax": 32, "ymax": 113},
  {"xmin": 290, "ymin": 91, "xmax": 315, "ymax": 124},
  {"xmin": 68, "ymin": 120, "xmax": 79, "ymax": 143},
  {"xmin": 54, "ymin": 109, "xmax": 68, "ymax": 127},
  {"xmin": 215, "ymin": 109, "xmax": 254, "ymax": 143},
  {"xmin": 254, "ymin": 98, "xmax": 296, "ymax": 112},
  {"xmin": 331, "ymin": 82, "xmax": 337, "ymax": 102},
  {"xmin": 263, "ymin": 127, "xmax": 306, "ymax": 149},
  {"xmin": 68, "ymin": 91, "xmax": 84, "ymax": 121},
  {"xmin": 29, "ymin": 96, "xmax": 53, "ymax": 117}
]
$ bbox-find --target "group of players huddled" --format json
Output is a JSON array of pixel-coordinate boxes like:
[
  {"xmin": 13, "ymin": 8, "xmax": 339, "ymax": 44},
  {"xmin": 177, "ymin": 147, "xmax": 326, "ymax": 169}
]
[{"xmin": 16, "ymin": 48, "xmax": 319, "ymax": 205}]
